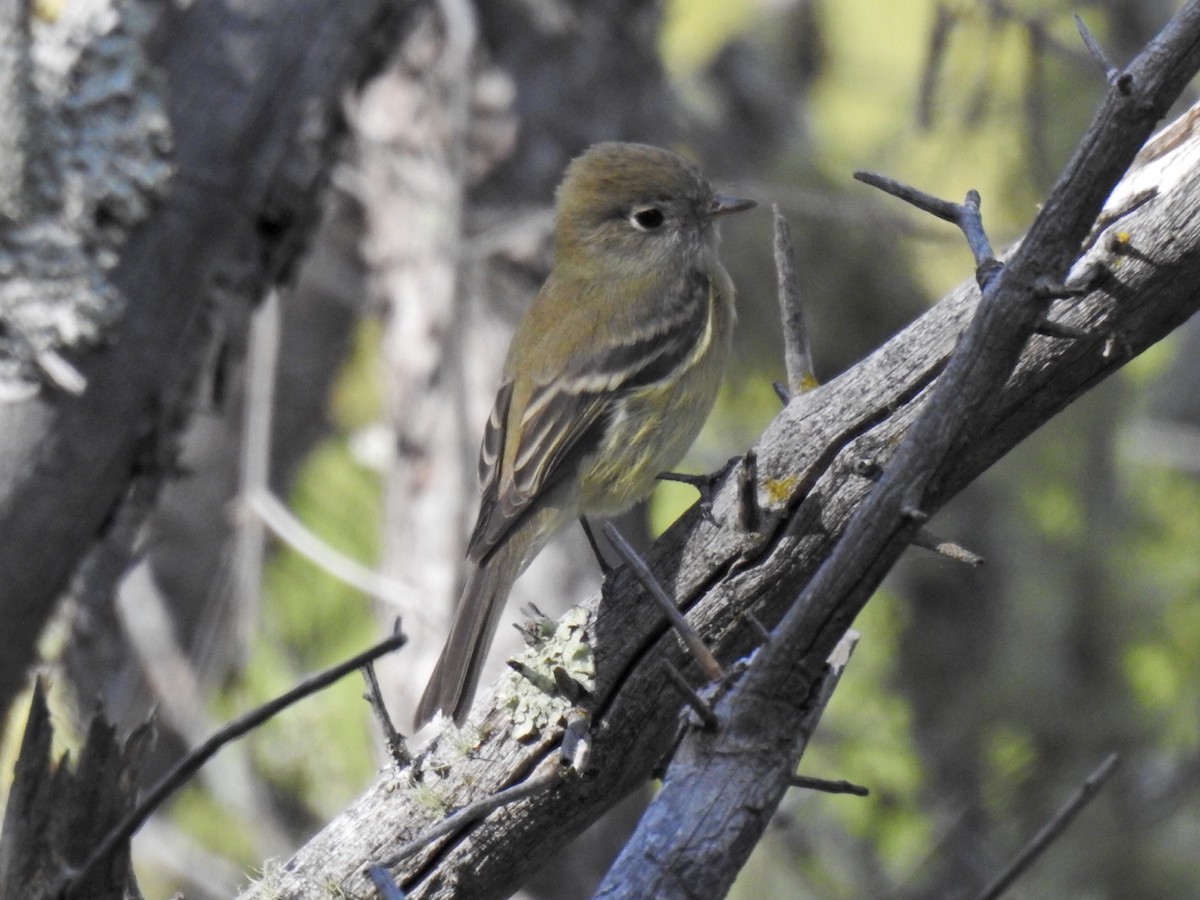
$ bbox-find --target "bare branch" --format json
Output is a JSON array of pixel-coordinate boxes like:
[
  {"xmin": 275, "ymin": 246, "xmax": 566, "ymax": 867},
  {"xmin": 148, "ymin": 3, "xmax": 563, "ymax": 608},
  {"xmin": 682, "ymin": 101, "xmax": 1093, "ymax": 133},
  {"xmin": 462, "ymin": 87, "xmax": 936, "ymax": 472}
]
[
  {"xmin": 853, "ymin": 173, "xmax": 997, "ymax": 279},
  {"xmin": 61, "ymin": 632, "xmax": 408, "ymax": 897},
  {"xmin": 375, "ymin": 763, "xmax": 563, "ymax": 871},
  {"xmin": 593, "ymin": 632, "xmax": 859, "ymax": 898},
  {"xmin": 1076, "ymin": 14, "xmax": 1119, "ymax": 82},
  {"xmin": 658, "ymin": 660, "xmax": 718, "ymax": 731},
  {"xmin": 976, "ymin": 753, "xmax": 1121, "ymax": 900},
  {"xmin": 240, "ymin": 7, "xmax": 1200, "ymax": 896},
  {"xmin": 910, "ymin": 529, "xmax": 985, "ymax": 566},
  {"xmin": 787, "ymin": 774, "xmax": 870, "ymax": 797},
  {"xmin": 773, "ymin": 207, "xmax": 815, "ymax": 398},
  {"xmin": 601, "ymin": 521, "xmax": 723, "ymax": 681},
  {"xmin": 363, "ymin": 654, "xmax": 412, "ymax": 768}
]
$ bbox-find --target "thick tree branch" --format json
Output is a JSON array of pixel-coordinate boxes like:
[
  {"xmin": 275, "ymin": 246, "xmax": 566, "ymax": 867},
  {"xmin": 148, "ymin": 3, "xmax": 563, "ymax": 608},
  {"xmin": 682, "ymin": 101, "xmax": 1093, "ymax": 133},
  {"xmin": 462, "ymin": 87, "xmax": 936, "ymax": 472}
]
[
  {"xmin": 240, "ymin": 5, "xmax": 1200, "ymax": 896},
  {"xmin": 592, "ymin": 634, "xmax": 859, "ymax": 898}
]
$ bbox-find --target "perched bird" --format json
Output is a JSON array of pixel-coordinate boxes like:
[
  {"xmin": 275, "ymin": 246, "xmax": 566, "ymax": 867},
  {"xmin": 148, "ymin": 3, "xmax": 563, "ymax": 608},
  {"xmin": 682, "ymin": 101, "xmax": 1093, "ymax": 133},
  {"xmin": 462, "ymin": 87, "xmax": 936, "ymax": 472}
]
[{"xmin": 415, "ymin": 142, "xmax": 754, "ymax": 728}]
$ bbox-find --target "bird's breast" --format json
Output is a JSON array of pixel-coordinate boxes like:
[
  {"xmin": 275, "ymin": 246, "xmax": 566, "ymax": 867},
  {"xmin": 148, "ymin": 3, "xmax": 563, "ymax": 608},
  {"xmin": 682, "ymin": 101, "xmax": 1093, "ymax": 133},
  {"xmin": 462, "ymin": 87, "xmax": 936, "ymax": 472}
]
[{"xmin": 576, "ymin": 271, "xmax": 734, "ymax": 516}]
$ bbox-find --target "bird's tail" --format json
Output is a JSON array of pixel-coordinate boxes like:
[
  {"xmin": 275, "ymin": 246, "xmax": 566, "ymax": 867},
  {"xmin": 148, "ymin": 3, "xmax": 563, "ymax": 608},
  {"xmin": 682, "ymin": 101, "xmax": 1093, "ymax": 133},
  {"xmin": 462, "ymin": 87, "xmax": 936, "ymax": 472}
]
[{"xmin": 414, "ymin": 549, "xmax": 522, "ymax": 729}]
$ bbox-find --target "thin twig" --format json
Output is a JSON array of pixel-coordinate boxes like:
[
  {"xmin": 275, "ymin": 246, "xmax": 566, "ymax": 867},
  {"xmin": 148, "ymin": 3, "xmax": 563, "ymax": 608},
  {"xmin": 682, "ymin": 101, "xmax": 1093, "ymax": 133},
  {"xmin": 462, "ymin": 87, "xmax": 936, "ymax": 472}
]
[
  {"xmin": 988, "ymin": 1, "xmax": 1093, "ymax": 68},
  {"xmin": 975, "ymin": 752, "xmax": 1121, "ymax": 900},
  {"xmin": 656, "ymin": 470, "xmax": 722, "ymax": 526},
  {"xmin": 376, "ymin": 765, "xmax": 563, "ymax": 869},
  {"xmin": 579, "ymin": 515, "xmax": 615, "ymax": 574},
  {"xmin": 788, "ymin": 774, "xmax": 870, "ymax": 797},
  {"xmin": 1032, "ymin": 276, "xmax": 1091, "ymax": 302},
  {"xmin": 853, "ymin": 173, "xmax": 997, "ymax": 278},
  {"xmin": 235, "ymin": 289, "xmax": 282, "ymax": 652},
  {"xmin": 362, "ymin": 657, "xmax": 411, "ymax": 768},
  {"xmin": 600, "ymin": 522, "xmax": 723, "ymax": 681},
  {"xmin": 1075, "ymin": 14, "xmax": 1118, "ymax": 82},
  {"xmin": 853, "ymin": 170, "xmax": 964, "ymax": 224},
  {"xmin": 910, "ymin": 529, "xmax": 985, "ymax": 567},
  {"xmin": 773, "ymin": 206, "xmax": 815, "ymax": 398},
  {"xmin": 737, "ymin": 180, "xmax": 955, "ymax": 240},
  {"xmin": 1033, "ymin": 317, "xmax": 1089, "ymax": 342},
  {"xmin": 247, "ymin": 489, "xmax": 421, "ymax": 611},
  {"xmin": 60, "ymin": 632, "xmax": 408, "ymax": 897},
  {"xmin": 507, "ymin": 658, "xmax": 551, "ymax": 688},
  {"xmin": 659, "ymin": 660, "xmax": 718, "ymax": 730}
]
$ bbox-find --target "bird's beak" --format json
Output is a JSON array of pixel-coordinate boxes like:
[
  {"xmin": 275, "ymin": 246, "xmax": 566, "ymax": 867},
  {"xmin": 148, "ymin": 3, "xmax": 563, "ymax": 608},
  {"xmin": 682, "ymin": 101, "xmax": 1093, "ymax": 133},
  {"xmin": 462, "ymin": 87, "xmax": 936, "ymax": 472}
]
[{"xmin": 708, "ymin": 194, "xmax": 757, "ymax": 218}]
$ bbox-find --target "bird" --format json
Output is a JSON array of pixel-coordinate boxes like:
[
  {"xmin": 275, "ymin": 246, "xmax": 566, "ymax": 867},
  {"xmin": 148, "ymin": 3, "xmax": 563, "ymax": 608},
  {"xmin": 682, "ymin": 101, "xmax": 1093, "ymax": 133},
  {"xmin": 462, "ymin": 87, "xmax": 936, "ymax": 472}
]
[{"xmin": 415, "ymin": 142, "xmax": 754, "ymax": 728}]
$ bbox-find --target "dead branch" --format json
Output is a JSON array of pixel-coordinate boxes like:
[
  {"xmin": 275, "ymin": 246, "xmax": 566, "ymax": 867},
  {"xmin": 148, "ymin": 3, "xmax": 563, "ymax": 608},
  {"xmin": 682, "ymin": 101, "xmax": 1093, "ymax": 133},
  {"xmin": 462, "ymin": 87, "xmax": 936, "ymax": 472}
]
[
  {"xmin": 976, "ymin": 753, "xmax": 1121, "ymax": 900},
  {"xmin": 0, "ymin": 679, "xmax": 152, "ymax": 899}
]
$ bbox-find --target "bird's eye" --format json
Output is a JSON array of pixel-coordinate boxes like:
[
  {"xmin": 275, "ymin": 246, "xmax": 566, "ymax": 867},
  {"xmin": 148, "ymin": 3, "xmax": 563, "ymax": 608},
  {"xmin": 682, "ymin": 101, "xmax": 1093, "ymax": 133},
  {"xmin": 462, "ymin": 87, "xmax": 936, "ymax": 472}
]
[{"xmin": 630, "ymin": 207, "xmax": 665, "ymax": 230}]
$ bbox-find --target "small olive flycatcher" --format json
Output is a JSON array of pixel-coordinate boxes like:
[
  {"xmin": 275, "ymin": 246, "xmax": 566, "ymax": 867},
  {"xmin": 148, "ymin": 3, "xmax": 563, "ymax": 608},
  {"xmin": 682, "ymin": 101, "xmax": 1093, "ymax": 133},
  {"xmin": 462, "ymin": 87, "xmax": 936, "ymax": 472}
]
[{"xmin": 416, "ymin": 142, "xmax": 754, "ymax": 728}]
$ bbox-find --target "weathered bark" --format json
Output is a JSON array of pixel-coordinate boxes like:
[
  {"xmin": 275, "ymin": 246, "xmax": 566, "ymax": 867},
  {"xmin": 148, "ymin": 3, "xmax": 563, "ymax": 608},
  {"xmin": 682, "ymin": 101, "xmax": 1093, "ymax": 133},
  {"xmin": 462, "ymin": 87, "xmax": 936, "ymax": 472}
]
[{"xmin": 0, "ymin": 679, "xmax": 152, "ymax": 899}]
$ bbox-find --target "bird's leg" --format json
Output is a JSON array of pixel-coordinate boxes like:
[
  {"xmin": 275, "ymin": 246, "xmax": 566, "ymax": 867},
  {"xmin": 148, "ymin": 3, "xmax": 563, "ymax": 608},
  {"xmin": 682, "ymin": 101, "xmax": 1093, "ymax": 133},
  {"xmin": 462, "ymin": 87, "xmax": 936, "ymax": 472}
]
[
  {"xmin": 657, "ymin": 472, "xmax": 719, "ymax": 526},
  {"xmin": 657, "ymin": 456, "xmax": 739, "ymax": 526},
  {"xmin": 579, "ymin": 516, "xmax": 616, "ymax": 577}
]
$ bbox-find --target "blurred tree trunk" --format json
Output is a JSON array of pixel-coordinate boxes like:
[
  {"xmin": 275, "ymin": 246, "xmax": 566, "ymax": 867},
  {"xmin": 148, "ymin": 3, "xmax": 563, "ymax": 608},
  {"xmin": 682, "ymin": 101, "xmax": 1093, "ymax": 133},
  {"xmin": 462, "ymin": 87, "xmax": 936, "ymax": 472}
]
[{"xmin": 0, "ymin": 0, "xmax": 419, "ymax": 725}]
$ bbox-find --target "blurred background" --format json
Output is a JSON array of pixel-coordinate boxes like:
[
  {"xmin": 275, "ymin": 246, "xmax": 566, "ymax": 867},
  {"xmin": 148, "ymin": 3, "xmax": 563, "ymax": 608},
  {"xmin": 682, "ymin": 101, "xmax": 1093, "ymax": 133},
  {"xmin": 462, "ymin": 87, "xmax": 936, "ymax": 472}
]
[{"xmin": 4, "ymin": 0, "xmax": 1199, "ymax": 897}]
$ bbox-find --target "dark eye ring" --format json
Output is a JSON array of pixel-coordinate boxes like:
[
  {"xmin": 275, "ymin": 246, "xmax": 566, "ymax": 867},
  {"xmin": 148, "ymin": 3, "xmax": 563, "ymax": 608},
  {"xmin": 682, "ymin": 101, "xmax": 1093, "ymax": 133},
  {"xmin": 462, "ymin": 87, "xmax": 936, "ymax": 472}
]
[{"xmin": 630, "ymin": 207, "xmax": 665, "ymax": 230}]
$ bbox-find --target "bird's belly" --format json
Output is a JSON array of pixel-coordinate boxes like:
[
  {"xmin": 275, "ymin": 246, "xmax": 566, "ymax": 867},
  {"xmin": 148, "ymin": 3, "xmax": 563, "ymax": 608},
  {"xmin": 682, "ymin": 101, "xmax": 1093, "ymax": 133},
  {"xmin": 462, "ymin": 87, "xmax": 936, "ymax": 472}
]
[{"xmin": 576, "ymin": 354, "xmax": 724, "ymax": 517}]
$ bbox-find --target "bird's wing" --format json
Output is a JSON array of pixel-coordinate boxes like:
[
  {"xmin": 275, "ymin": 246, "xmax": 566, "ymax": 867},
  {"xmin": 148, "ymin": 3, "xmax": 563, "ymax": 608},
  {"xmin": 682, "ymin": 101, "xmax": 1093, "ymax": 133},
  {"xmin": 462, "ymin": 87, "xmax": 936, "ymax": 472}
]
[{"xmin": 467, "ymin": 269, "xmax": 712, "ymax": 562}]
